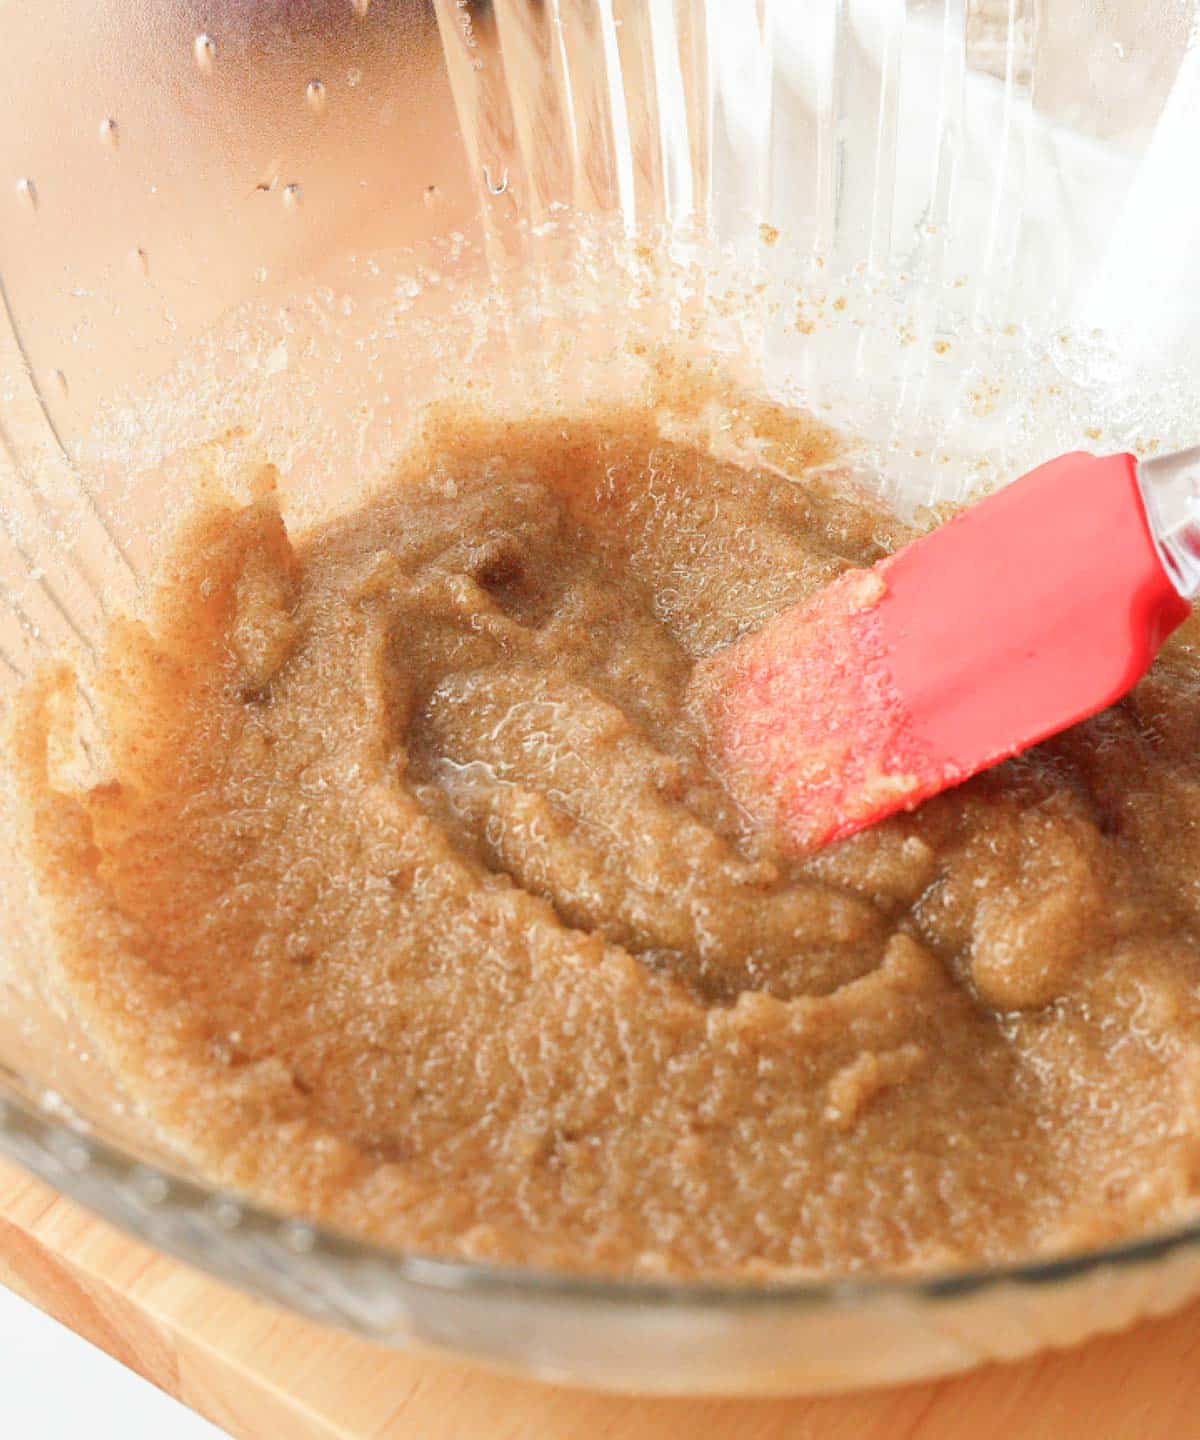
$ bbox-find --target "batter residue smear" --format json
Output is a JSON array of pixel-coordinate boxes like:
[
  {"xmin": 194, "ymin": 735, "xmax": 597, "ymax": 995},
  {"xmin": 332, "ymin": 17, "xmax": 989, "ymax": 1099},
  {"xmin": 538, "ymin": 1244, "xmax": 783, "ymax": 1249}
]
[{"xmin": 15, "ymin": 397, "xmax": 1200, "ymax": 1278}]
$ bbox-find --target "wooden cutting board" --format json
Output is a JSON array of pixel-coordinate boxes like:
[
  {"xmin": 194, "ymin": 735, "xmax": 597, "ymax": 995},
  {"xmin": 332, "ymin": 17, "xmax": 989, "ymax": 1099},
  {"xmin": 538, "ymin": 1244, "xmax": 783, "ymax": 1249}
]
[{"xmin": 0, "ymin": 1155, "xmax": 1198, "ymax": 1440}]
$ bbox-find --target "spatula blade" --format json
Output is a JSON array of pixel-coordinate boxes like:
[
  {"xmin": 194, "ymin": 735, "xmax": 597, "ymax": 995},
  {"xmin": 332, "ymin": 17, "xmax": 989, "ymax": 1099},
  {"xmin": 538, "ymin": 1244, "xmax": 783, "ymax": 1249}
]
[{"xmin": 692, "ymin": 452, "xmax": 1191, "ymax": 850}]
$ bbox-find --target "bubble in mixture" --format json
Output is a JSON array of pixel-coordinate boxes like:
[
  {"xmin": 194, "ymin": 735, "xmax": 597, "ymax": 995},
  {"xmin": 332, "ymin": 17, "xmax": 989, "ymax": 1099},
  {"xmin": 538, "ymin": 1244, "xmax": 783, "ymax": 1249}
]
[{"xmin": 193, "ymin": 33, "xmax": 217, "ymax": 71}]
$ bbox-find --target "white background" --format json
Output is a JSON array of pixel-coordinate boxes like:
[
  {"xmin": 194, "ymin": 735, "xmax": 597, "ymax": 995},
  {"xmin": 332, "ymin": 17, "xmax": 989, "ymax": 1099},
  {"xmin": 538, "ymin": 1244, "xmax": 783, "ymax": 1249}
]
[{"xmin": 0, "ymin": 1283, "xmax": 226, "ymax": 1439}]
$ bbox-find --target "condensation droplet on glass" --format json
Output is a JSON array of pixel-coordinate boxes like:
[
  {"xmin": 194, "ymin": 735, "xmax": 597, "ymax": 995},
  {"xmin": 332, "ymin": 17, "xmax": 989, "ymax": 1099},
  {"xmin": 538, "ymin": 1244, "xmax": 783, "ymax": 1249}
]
[
  {"xmin": 483, "ymin": 165, "xmax": 509, "ymax": 196},
  {"xmin": 51, "ymin": 368, "xmax": 68, "ymax": 398},
  {"xmin": 347, "ymin": 66, "xmax": 362, "ymax": 87},
  {"xmin": 305, "ymin": 79, "xmax": 327, "ymax": 113},
  {"xmin": 351, "ymin": 0, "xmax": 370, "ymax": 14},
  {"xmin": 282, "ymin": 1219, "xmax": 317, "ymax": 1252},
  {"xmin": 213, "ymin": 1198, "xmax": 242, "ymax": 1229},
  {"xmin": 99, "ymin": 117, "xmax": 119, "ymax": 149},
  {"xmin": 62, "ymin": 1141, "xmax": 90, "ymax": 1173},
  {"xmin": 136, "ymin": 1170, "xmax": 170, "ymax": 1205},
  {"xmin": 254, "ymin": 265, "xmax": 269, "ymax": 283},
  {"xmin": 16, "ymin": 176, "xmax": 37, "ymax": 209},
  {"xmin": 1113, "ymin": 40, "xmax": 1127, "ymax": 59},
  {"xmin": 194, "ymin": 33, "xmax": 217, "ymax": 71},
  {"xmin": 282, "ymin": 182, "xmax": 302, "ymax": 210},
  {"xmin": 472, "ymin": 57, "xmax": 484, "ymax": 71}
]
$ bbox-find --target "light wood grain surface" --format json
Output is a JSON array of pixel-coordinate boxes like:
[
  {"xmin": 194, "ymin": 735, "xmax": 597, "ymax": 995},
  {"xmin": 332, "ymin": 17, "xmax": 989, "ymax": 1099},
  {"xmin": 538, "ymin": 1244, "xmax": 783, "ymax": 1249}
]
[{"xmin": 0, "ymin": 1159, "xmax": 1198, "ymax": 1439}]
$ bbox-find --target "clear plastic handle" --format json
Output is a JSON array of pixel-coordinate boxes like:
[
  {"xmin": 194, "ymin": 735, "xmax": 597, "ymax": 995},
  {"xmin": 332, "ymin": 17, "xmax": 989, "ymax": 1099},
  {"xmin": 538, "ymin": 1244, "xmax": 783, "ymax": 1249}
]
[{"xmin": 1138, "ymin": 446, "xmax": 1200, "ymax": 599}]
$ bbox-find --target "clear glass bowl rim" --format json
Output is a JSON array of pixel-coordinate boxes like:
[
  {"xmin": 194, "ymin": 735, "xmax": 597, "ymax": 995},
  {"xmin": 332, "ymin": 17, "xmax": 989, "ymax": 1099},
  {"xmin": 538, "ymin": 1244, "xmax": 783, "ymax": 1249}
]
[{"xmin": 3, "ymin": 1061, "xmax": 1198, "ymax": 1316}]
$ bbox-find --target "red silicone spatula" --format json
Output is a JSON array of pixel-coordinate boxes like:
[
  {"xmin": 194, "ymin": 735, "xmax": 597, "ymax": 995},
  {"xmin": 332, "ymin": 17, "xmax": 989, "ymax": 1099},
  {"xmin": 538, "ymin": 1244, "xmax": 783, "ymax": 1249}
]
[{"xmin": 690, "ymin": 447, "xmax": 1200, "ymax": 851}]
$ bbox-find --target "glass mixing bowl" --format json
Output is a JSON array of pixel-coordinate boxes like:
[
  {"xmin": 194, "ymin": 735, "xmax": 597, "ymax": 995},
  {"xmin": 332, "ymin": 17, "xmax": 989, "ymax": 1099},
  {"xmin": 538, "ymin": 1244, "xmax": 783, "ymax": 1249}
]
[{"xmin": 2, "ymin": 0, "xmax": 1200, "ymax": 1395}]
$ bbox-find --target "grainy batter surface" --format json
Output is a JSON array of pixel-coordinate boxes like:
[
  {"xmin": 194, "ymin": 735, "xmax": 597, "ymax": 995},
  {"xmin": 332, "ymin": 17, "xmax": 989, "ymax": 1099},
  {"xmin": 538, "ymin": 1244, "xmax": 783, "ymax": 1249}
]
[{"xmin": 16, "ymin": 399, "xmax": 1200, "ymax": 1278}]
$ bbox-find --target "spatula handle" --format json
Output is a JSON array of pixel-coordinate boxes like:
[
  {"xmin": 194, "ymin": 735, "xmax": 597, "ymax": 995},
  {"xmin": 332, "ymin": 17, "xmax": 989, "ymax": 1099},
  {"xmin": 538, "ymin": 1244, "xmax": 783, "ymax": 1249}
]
[{"xmin": 1138, "ymin": 446, "xmax": 1200, "ymax": 600}]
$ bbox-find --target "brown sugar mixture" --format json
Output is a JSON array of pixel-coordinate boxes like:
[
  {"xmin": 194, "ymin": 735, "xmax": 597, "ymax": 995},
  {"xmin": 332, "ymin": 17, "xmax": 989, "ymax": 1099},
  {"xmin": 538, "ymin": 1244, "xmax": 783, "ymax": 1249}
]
[{"xmin": 15, "ymin": 397, "xmax": 1200, "ymax": 1279}]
